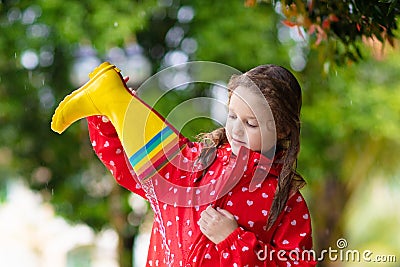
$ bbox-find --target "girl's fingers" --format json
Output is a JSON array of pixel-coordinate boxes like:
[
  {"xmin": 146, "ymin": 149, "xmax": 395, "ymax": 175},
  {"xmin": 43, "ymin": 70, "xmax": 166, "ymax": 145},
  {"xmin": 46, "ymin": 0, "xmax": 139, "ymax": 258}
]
[
  {"xmin": 122, "ymin": 76, "xmax": 137, "ymax": 95},
  {"xmin": 130, "ymin": 88, "xmax": 137, "ymax": 95},
  {"xmin": 198, "ymin": 217, "xmax": 208, "ymax": 226},
  {"xmin": 199, "ymin": 223, "xmax": 208, "ymax": 235},
  {"xmin": 200, "ymin": 210, "xmax": 215, "ymax": 222},
  {"xmin": 217, "ymin": 207, "xmax": 235, "ymax": 220},
  {"xmin": 205, "ymin": 205, "xmax": 220, "ymax": 216}
]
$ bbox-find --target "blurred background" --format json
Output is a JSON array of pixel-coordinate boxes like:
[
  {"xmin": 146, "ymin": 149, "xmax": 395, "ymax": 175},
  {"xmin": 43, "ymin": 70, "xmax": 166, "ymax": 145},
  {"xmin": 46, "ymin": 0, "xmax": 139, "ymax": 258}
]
[{"xmin": 0, "ymin": 0, "xmax": 399, "ymax": 266}]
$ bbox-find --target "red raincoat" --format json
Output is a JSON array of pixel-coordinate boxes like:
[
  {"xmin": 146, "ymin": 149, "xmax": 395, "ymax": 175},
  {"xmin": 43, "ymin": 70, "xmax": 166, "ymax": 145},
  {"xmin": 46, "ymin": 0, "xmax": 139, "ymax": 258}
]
[{"xmin": 87, "ymin": 115, "xmax": 316, "ymax": 267}]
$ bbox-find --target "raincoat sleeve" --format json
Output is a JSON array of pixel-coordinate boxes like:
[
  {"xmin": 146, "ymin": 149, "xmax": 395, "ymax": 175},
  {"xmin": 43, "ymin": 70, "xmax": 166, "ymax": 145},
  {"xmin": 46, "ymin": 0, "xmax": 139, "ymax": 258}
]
[
  {"xmin": 87, "ymin": 115, "xmax": 147, "ymax": 198},
  {"xmin": 215, "ymin": 191, "xmax": 317, "ymax": 267},
  {"xmin": 86, "ymin": 92, "xmax": 198, "ymax": 197}
]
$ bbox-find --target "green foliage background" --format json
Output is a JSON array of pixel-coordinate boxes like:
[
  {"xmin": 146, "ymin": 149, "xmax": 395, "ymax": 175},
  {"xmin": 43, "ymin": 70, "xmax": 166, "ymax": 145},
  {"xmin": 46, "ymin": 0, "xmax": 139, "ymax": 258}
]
[{"xmin": 1, "ymin": 0, "xmax": 399, "ymax": 266}]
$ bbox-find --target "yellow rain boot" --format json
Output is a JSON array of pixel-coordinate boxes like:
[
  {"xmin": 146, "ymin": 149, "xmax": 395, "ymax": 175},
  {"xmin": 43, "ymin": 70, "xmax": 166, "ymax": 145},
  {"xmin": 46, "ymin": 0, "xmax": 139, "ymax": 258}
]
[
  {"xmin": 51, "ymin": 61, "xmax": 184, "ymax": 182},
  {"xmin": 51, "ymin": 62, "xmax": 132, "ymax": 137}
]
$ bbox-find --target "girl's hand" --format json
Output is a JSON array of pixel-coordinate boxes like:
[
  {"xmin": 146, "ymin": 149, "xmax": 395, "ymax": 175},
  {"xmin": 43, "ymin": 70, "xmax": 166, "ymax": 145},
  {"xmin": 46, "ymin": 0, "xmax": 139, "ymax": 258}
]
[
  {"xmin": 123, "ymin": 76, "xmax": 137, "ymax": 95},
  {"xmin": 199, "ymin": 206, "xmax": 238, "ymax": 244}
]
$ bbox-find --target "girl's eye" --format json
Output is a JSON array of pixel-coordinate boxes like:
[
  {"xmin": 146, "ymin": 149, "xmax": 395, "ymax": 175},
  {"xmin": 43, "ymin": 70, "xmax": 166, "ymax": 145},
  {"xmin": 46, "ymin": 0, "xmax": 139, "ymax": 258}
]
[
  {"xmin": 247, "ymin": 121, "xmax": 258, "ymax": 128},
  {"xmin": 228, "ymin": 114, "xmax": 237, "ymax": 119}
]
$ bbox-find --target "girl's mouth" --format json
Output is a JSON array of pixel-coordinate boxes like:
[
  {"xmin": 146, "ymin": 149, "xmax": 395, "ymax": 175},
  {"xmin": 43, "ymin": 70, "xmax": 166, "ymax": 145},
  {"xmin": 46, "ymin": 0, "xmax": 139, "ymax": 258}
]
[{"xmin": 232, "ymin": 138, "xmax": 246, "ymax": 146}]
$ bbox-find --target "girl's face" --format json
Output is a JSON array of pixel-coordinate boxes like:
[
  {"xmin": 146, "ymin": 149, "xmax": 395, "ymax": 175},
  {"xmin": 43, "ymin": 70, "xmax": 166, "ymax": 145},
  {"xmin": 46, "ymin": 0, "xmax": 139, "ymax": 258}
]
[{"xmin": 225, "ymin": 86, "xmax": 276, "ymax": 156}]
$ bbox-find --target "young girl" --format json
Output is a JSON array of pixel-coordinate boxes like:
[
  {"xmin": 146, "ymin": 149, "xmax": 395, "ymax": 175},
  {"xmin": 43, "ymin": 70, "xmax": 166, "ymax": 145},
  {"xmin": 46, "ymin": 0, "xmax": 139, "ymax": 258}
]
[{"xmin": 51, "ymin": 62, "xmax": 316, "ymax": 266}]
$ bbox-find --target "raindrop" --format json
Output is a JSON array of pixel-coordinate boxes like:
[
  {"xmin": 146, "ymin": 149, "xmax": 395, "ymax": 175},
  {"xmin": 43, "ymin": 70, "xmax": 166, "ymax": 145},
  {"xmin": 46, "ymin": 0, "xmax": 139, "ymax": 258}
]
[
  {"xmin": 40, "ymin": 48, "xmax": 54, "ymax": 67},
  {"xmin": 129, "ymin": 193, "xmax": 148, "ymax": 215},
  {"xmin": 289, "ymin": 45, "xmax": 307, "ymax": 71},
  {"xmin": 7, "ymin": 7, "xmax": 21, "ymax": 23},
  {"xmin": 278, "ymin": 26, "xmax": 291, "ymax": 43},
  {"xmin": 181, "ymin": 38, "xmax": 197, "ymax": 54},
  {"xmin": 289, "ymin": 45, "xmax": 302, "ymax": 58},
  {"xmin": 70, "ymin": 45, "xmax": 101, "ymax": 87},
  {"xmin": 165, "ymin": 26, "xmax": 185, "ymax": 47},
  {"xmin": 125, "ymin": 44, "xmax": 152, "ymax": 85},
  {"xmin": 27, "ymin": 23, "xmax": 50, "ymax": 38},
  {"xmin": 290, "ymin": 54, "xmax": 306, "ymax": 72},
  {"xmin": 32, "ymin": 166, "xmax": 52, "ymax": 184},
  {"xmin": 21, "ymin": 50, "xmax": 39, "ymax": 69},
  {"xmin": 163, "ymin": 50, "xmax": 188, "ymax": 66},
  {"xmin": 274, "ymin": 2, "xmax": 283, "ymax": 15},
  {"xmin": 107, "ymin": 47, "xmax": 126, "ymax": 64},
  {"xmin": 114, "ymin": 21, "xmax": 119, "ymax": 27},
  {"xmin": 177, "ymin": 6, "xmax": 194, "ymax": 23},
  {"xmin": 38, "ymin": 87, "xmax": 55, "ymax": 110},
  {"xmin": 171, "ymin": 72, "xmax": 190, "ymax": 90},
  {"xmin": 21, "ymin": 5, "xmax": 42, "ymax": 25}
]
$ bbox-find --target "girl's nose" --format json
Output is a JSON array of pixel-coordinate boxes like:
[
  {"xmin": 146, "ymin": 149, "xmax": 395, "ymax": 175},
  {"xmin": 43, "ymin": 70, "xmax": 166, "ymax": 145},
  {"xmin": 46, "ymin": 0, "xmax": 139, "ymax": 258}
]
[{"xmin": 232, "ymin": 121, "xmax": 245, "ymax": 137}]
